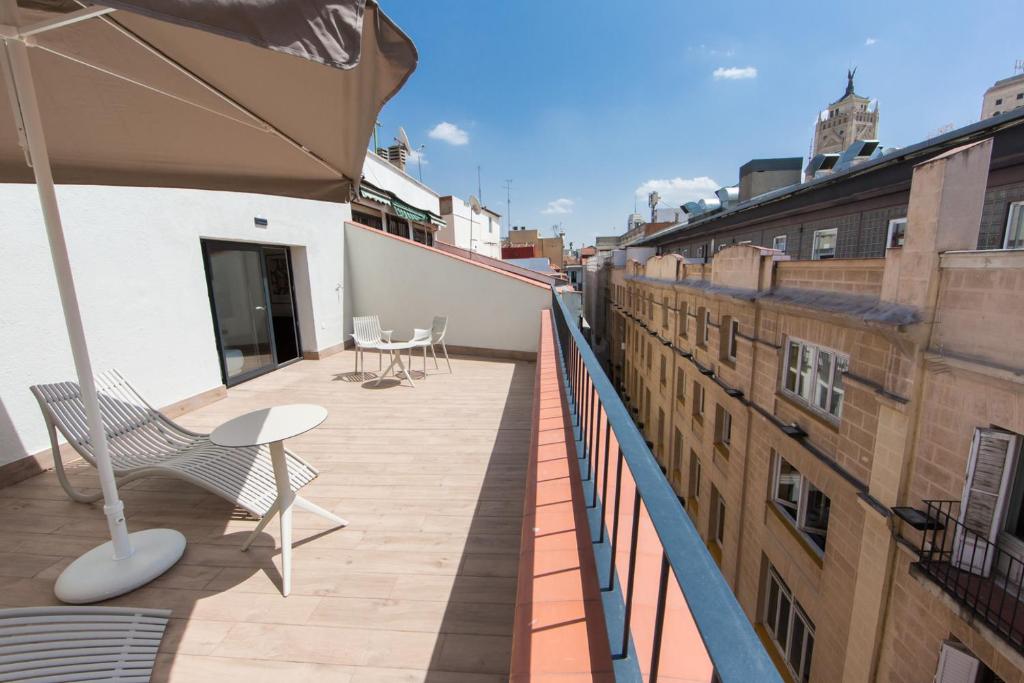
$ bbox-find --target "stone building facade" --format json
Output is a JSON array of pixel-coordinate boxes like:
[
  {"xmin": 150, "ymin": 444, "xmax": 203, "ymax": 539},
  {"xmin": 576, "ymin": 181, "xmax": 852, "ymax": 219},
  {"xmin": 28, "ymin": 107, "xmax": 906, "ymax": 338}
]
[
  {"xmin": 600, "ymin": 137, "xmax": 1024, "ymax": 681},
  {"xmin": 812, "ymin": 70, "xmax": 879, "ymax": 157}
]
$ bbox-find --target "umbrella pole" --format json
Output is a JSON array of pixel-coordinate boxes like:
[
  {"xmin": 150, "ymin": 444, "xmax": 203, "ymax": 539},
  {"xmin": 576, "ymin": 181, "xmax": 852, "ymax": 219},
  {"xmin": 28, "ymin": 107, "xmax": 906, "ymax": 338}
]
[{"xmin": 2, "ymin": 15, "xmax": 185, "ymax": 603}]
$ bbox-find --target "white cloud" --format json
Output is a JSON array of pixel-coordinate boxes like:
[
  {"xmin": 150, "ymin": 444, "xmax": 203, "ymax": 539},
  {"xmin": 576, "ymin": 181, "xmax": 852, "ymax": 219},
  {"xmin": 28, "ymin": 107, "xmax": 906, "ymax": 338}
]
[
  {"xmin": 635, "ymin": 177, "xmax": 720, "ymax": 206},
  {"xmin": 712, "ymin": 66, "xmax": 757, "ymax": 80},
  {"xmin": 865, "ymin": 37, "xmax": 877, "ymax": 46},
  {"xmin": 542, "ymin": 198, "xmax": 574, "ymax": 215},
  {"xmin": 428, "ymin": 121, "xmax": 469, "ymax": 146}
]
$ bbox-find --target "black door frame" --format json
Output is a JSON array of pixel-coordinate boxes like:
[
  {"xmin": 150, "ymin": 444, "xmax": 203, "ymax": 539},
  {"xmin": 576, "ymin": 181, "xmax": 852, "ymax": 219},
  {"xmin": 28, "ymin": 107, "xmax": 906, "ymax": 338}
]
[{"xmin": 201, "ymin": 239, "xmax": 303, "ymax": 387}]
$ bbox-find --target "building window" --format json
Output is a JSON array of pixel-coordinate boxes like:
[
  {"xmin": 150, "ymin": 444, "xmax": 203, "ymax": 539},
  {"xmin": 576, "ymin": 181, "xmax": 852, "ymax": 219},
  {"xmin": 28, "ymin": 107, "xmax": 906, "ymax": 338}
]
[
  {"xmin": 659, "ymin": 355, "xmax": 667, "ymax": 386},
  {"xmin": 771, "ymin": 452, "xmax": 831, "ymax": 553},
  {"xmin": 763, "ymin": 566, "xmax": 815, "ymax": 682},
  {"xmin": 886, "ymin": 217, "xmax": 907, "ymax": 248},
  {"xmin": 811, "ymin": 228, "xmax": 837, "ymax": 260},
  {"xmin": 677, "ymin": 301, "xmax": 688, "ymax": 339},
  {"xmin": 782, "ymin": 339, "xmax": 848, "ymax": 419},
  {"xmin": 715, "ymin": 405, "xmax": 732, "ymax": 449},
  {"xmin": 722, "ymin": 317, "xmax": 738, "ymax": 362},
  {"xmin": 662, "ymin": 296, "xmax": 670, "ymax": 330},
  {"xmin": 696, "ymin": 307, "xmax": 710, "ymax": 347},
  {"xmin": 1005, "ymin": 202, "xmax": 1024, "ymax": 250},
  {"xmin": 352, "ymin": 209, "xmax": 383, "ymax": 230},
  {"xmin": 676, "ymin": 371, "xmax": 686, "ymax": 403},
  {"xmin": 671, "ymin": 428, "xmax": 684, "ymax": 488},
  {"xmin": 772, "ymin": 235, "xmax": 787, "ymax": 252},
  {"xmin": 692, "ymin": 381, "xmax": 704, "ymax": 419},
  {"xmin": 688, "ymin": 451, "xmax": 702, "ymax": 502},
  {"xmin": 646, "ymin": 340, "xmax": 653, "ymax": 371},
  {"xmin": 996, "ymin": 98, "xmax": 1003, "ymax": 105},
  {"xmin": 711, "ymin": 487, "xmax": 726, "ymax": 546}
]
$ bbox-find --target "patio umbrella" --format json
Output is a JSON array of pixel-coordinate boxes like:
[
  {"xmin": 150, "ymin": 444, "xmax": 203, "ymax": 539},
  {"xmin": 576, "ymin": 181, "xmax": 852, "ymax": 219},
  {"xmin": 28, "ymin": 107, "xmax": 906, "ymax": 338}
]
[{"xmin": 0, "ymin": 0, "xmax": 416, "ymax": 602}]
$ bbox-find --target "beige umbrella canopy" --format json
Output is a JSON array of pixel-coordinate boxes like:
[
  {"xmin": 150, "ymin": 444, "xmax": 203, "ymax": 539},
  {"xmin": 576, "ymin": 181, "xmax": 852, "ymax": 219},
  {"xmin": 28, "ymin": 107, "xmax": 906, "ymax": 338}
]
[
  {"xmin": 0, "ymin": 0, "xmax": 416, "ymax": 201},
  {"xmin": 0, "ymin": 0, "xmax": 415, "ymax": 603}
]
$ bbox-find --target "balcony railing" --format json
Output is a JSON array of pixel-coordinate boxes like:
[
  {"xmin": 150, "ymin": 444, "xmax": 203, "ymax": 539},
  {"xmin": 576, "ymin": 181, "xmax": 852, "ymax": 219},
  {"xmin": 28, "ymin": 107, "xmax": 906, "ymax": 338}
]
[
  {"xmin": 550, "ymin": 288, "xmax": 781, "ymax": 682},
  {"xmin": 918, "ymin": 500, "xmax": 1024, "ymax": 652}
]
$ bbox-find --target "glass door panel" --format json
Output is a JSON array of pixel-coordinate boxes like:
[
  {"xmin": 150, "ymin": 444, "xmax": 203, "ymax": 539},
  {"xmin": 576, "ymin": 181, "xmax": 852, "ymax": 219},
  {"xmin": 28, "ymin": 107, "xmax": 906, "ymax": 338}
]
[{"xmin": 204, "ymin": 243, "xmax": 274, "ymax": 383}]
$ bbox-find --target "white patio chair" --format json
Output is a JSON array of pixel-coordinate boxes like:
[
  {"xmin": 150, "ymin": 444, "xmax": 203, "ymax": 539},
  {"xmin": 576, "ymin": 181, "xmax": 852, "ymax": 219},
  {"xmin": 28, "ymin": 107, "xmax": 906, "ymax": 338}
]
[
  {"xmin": 30, "ymin": 371, "xmax": 326, "ymax": 522},
  {"xmin": 413, "ymin": 316, "xmax": 451, "ymax": 373},
  {"xmin": 351, "ymin": 315, "xmax": 393, "ymax": 374},
  {"xmin": 0, "ymin": 606, "xmax": 171, "ymax": 682}
]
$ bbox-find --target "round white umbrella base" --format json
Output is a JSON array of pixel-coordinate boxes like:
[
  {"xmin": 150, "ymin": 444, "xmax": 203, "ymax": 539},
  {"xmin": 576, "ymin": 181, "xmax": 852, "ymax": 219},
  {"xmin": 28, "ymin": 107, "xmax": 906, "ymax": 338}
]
[{"xmin": 54, "ymin": 528, "xmax": 187, "ymax": 604}]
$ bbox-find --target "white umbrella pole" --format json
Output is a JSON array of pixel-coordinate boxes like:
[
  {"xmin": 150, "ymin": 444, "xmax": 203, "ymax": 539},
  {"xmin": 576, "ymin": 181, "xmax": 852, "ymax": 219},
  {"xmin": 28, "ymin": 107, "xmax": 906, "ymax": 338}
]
[
  {"xmin": 2, "ymin": 15, "xmax": 185, "ymax": 603},
  {"xmin": 3, "ymin": 34, "xmax": 133, "ymax": 560}
]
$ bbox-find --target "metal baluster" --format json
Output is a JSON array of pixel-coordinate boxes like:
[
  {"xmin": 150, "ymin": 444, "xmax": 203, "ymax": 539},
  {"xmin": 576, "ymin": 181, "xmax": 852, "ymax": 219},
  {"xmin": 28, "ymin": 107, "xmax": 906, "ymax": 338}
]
[
  {"xmin": 586, "ymin": 384, "xmax": 596, "ymax": 468},
  {"xmin": 589, "ymin": 404, "xmax": 602, "ymax": 502},
  {"xmin": 620, "ymin": 490, "xmax": 642, "ymax": 659},
  {"xmin": 579, "ymin": 367, "xmax": 588, "ymax": 444},
  {"xmin": 606, "ymin": 448, "xmax": 624, "ymax": 592},
  {"xmin": 598, "ymin": 421, "xmax": 611, "ymax": 539},
  {"xmin": 650, "ymin": 552, "xmax": 670, "ymax": 683}
]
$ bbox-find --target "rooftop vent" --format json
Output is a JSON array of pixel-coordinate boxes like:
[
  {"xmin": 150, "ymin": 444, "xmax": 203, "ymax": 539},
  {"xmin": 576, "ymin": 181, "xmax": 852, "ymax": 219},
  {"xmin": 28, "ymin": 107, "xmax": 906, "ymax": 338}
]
[
  {"xmin": 805, "ymin": 153, "xmax": 841, "ymax": 180},
  {"xmin": 833, "ymin": 139, "xmax": 881, "ymax": 173},
  {"xmin": 715, "ymin": 186, "xmax": 739, "ymax": 208}
]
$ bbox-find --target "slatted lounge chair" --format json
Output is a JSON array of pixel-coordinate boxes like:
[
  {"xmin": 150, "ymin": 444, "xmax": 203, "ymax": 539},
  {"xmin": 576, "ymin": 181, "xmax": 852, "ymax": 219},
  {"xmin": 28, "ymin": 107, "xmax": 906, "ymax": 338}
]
[
  {"xmin": 0, "ymin": 606, "xmax": 170, "ymax": 682},
  {"xmin": 30, "ymin": 370, "xmax": 320, "ymax": 519},
  {"xmin": 351, "ymin": 315, "xmax": 392, "ymax": 374}
]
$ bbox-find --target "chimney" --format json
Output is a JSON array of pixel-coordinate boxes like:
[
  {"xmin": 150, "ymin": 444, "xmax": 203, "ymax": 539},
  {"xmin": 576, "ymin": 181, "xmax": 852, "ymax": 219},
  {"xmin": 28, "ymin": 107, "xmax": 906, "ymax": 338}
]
[
  {"xmin": 738, "ymin": 157, "xmax": 803, "ymax": 201},
  {"xmin": 377, "ymin": 144, "xmax": 407, "ymax": 172}
]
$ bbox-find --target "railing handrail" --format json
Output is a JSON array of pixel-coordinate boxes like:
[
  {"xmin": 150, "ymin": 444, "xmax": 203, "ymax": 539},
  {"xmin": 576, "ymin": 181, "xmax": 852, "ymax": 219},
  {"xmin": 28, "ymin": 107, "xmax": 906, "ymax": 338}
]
[{"xmin": 550, "ymin": 287, "xmax": 781, "ymax": 682}]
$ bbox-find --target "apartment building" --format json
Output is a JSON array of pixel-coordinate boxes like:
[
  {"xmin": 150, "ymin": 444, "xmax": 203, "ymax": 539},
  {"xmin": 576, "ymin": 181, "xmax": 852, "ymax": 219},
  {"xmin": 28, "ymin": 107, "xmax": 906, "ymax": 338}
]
[{"xmin": 599, "ymin": 125, "xmax": 1024, "ymax": 682}]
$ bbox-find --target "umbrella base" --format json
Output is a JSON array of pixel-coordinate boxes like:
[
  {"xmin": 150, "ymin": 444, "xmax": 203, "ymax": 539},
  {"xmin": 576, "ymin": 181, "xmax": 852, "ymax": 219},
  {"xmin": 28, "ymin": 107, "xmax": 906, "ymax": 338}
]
[{"xmin": 54, "ymin": 528, "xmax": 187, "ymax": 604}]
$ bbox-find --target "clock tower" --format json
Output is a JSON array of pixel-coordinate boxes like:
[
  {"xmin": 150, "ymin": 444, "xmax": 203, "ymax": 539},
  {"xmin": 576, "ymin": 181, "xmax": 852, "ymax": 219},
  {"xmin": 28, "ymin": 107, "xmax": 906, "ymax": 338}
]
[{"xmin": 812, "ymin": 69, "xmax": 879, "ymax": 157}]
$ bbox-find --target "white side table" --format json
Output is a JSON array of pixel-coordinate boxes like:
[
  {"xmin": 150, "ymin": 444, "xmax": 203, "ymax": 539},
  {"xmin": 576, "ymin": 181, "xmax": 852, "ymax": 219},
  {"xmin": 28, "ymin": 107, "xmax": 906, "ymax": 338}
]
[
  {"xmin": 375, "ymin": 341, "xmax": 418, "ymax": 387},
  {"xmin": 210, "ymin": 404, "xmax": 346, "ymax": 596}
]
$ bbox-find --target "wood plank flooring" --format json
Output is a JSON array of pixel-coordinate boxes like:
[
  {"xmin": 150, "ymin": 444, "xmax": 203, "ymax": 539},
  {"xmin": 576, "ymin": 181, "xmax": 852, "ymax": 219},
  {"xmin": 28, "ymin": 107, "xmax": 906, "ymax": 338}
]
[{"xmin": 0, "ymin": 351, "xmax": 535, "ymax": 682}]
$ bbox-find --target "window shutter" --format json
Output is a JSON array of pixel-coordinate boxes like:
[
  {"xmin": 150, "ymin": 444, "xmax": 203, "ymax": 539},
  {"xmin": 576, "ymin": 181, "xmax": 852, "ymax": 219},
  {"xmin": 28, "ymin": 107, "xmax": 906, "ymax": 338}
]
[
  {"xmin": 933, "ymin": 641, "xmax": 980, "ymax": 683},
  {"xmin": 954, "ymin": 429, "xmax": 1019, "ymax": 575}
]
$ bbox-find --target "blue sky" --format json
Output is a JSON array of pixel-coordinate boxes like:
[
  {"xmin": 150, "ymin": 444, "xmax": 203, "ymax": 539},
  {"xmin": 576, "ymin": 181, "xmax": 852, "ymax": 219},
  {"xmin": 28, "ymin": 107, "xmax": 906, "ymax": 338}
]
[{"xmin": 377, "ymin": 1, "xmax": 1022, "ymax": 249}]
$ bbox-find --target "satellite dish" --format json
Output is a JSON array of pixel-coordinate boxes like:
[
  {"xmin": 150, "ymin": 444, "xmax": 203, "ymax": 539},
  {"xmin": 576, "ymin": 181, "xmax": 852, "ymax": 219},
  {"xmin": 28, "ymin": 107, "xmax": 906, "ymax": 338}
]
[
  {"xmin": 469, "ymin": 195, "xmax": 482, "ymax": 214},
  {"xmin": 396, "ymin": 126, "xmax": 411, "ymax": 151}
]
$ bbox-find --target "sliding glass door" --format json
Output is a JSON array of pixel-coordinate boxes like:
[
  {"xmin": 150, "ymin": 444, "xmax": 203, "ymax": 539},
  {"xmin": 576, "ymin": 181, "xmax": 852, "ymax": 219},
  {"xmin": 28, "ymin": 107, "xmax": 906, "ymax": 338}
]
[{"xmin": 202, "ymin": 241, "xmax": 301, "ymax": 386}]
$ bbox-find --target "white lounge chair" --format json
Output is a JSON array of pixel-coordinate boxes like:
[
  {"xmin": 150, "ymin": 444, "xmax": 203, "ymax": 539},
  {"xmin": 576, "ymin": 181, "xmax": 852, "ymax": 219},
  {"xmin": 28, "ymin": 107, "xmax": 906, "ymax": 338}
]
[
  {"xmin": 351, "ymin": 315, "xmax": 393, "ymax": 374},
  {"xmin": 0, "ymin": 606, "xmax": 170, "ymax": 682},
  {"xmin": 30, "ymin": 371, "xmax": 320, "ymax": 519}
]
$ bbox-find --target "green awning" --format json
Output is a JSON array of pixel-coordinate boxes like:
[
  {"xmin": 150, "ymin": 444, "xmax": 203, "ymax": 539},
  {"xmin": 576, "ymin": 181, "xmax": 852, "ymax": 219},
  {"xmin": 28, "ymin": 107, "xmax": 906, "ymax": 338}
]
[
  {"xmin": 392, "ymin": 198, "xmax": 427, "ymax": 223},
  {"xmin": 359, "ymin": 183, "xmax": 392, "ymax": 206},
  {"xmin": 427, "ymin": 211, "xmax": 446, "ymax": 228}
]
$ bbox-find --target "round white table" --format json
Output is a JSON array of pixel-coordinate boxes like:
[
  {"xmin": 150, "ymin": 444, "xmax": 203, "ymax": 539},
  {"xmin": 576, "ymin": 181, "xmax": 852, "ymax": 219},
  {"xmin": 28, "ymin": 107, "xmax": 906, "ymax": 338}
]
[
  {"xmin": 211, "ymin": 404, "xmax": 345, "ymax": 596},
  {"xmin": 375, "ymin": 341, "xmax": 418, "ymax": 387}
]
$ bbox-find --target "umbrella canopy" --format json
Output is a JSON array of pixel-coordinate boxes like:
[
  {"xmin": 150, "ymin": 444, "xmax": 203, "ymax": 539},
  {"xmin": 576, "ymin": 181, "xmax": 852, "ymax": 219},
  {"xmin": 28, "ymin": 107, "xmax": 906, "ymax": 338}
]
[
  {"xmin": 0, "ymin": 0, "xmax": 416, "ymax": 603},
  {"xmin": 0, "ymin": 0, "xmax": 416, "ymax": 201}
]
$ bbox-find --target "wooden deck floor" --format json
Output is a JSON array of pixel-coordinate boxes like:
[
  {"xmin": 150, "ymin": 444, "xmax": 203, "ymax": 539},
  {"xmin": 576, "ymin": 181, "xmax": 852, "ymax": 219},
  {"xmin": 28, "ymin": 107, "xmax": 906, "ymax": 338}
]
[{"xmin": 0, "ymin": 350, "xmax": 535, "ymax": 682}]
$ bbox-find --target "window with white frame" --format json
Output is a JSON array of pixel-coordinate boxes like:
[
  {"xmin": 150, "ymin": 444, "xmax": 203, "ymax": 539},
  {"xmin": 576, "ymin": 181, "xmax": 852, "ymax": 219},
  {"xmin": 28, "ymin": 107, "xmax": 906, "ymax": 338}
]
[
  {"xmin": 692, "ymin": 381, "xmax": 705, "ymax": 418},
  {"xmin": 763, "ymin": 566, "xmax": 815, "ymax": 682},
  {"xmin": 811, "ymin": 228, "xmax": 837, "ymax": 260},
  {"xmin": 772, "ymin": 234, "xmax": 787, "ymax": 252},
  {"xmin": 697, "ymin": 308, "xmax": 710, "ymax": 346},
  {"xmin": 723, "ymin": 317, "xmax": 739, "ymax": 361},
  {"xmin": 886, "ymin": 217, "xmax": 907, "ymax": 248},
  {"xmin": 782, "ymin": 339, "xmax": 848, "ymax": 419},
  {"xmin": 771, "ymin": 452, "xmax": 831, "ymax": 553},
  {"xmin": 715, "ymin": 405, "xmax": 732, "ymax": 448},
  {"xmin": 1005, "ymin": 202, "xmax": 1024, "ymax": 250}
]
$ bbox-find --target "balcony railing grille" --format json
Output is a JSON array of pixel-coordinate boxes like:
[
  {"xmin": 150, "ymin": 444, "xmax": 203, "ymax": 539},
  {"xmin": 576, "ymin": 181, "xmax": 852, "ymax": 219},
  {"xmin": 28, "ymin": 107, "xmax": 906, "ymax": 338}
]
[
  {"xmin": 550, "ymin": 288, "xmax": 781, "ymax": 682},
  {"xmin": 918, "ymin": 500, "xmax": 1024, "ymax": 652}
]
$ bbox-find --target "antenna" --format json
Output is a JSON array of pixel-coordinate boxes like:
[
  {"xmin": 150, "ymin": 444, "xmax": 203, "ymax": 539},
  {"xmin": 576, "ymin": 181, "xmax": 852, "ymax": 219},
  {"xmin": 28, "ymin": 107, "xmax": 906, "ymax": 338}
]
[
  {"xmin": 503, "ymin": 179, "xmax": 512, "ymax": 238},
  {"xmin": 468, "ymin": 195, "xmax": 482, "ymax": 260},
  {"xmin": 372, "ymin": 121, "xmax": 382, "ymax": 152}
]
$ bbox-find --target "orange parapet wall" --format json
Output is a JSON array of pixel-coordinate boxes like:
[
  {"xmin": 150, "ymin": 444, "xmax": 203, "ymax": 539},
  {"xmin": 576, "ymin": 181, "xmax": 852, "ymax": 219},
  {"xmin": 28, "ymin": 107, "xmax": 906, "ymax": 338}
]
[{"xmin": 510, "ymin": 309, "xmax": 614, "ymax": 679}]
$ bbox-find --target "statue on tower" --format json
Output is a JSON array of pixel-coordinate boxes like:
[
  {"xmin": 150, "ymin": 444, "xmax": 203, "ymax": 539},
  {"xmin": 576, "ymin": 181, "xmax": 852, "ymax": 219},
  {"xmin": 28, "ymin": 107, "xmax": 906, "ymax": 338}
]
[{"xmin": 845, "ymin": 67, "xmax": 857, "ymax": 97}]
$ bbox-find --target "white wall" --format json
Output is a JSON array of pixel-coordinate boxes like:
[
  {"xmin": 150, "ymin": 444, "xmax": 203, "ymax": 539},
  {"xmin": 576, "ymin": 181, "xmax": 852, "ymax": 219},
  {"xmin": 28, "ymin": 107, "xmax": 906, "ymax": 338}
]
[
  {"xmin": 0, "ymin": 184, "xmax": 348, "ymax": 465},
  {"xmin": 437, "ymin": 196, "xmax": 502, "ymax": 259},
  {"xmin": 344, "ymin": 222, "xmax": 549, "ymax": 353},
  {"xmin": 362, "ymin": 152, "xmax": 440, "ymax": 215}
]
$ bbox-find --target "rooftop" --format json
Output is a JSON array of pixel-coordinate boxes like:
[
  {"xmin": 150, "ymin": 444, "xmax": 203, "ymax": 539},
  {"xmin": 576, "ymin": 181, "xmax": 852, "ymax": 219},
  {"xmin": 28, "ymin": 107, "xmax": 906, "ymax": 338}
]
[{"xmin": 0, "ymin": 350, "xmax": 532, "ymax": 681}]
